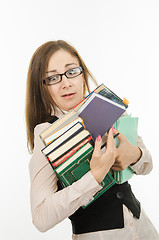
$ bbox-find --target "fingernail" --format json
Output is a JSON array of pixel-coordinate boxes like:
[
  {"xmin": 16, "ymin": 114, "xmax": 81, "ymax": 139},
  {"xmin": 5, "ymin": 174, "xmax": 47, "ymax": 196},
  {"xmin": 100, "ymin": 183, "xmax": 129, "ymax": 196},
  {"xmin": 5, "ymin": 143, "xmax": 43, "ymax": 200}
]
[
  {"xmin": 96, "ymin": 135, "xmax": 101, "ymax": 141},
  {"xmin": 111, "ymin": 126, "xmax": 115, "ymax": 130}
]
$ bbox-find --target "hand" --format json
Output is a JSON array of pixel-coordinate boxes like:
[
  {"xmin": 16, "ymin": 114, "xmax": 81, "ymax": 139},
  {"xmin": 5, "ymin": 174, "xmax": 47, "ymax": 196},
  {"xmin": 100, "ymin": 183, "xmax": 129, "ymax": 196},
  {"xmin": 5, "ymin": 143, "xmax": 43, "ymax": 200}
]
[
  {"xmin": 111, "ymin": 128, "xmax": 142, "ymax": 171},
  {"xmin": 90, "ymin": 128, "xmax": 116, "ymax": 184}
]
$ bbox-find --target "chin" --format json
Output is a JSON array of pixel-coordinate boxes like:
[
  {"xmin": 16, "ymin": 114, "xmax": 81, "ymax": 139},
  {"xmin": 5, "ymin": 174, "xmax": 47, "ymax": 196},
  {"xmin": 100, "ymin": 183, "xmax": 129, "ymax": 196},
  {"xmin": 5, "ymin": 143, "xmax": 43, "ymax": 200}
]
[
  {"xmin": 62, "ymin": 104, "xmax": 76, "ymax": 112},
  {"xmin": 65, "ymin": 106, "xmax": 75, "ymax": 111},
  {"xmin": 61, "ymin": 97, "xmax": 83, "ymax": 112}
]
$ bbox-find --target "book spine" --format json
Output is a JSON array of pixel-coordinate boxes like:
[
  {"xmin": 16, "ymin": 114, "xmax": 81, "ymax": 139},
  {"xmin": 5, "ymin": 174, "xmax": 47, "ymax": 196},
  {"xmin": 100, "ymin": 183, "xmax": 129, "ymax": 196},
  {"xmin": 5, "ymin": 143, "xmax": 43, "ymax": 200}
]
[
  {"xmin": 40, "ymin": 109, "xmax": 76, "ymax": 140},
  {"xmin": 49, "ymin": 133, "xmax": 92, "ymax": 164},
  {"xmin": 45, "ymin": 124, "xmax": 84, "ymax": 157},
  {"xmin": 73, "ymin": 98, "xmax": 86, "ymax": 110},
  {"xmin": 44, "ymin": 117, "xmax": 85, "ymax": 145},
  {"xmin": 52, "ymin": 136, "xmax": 93, "ymax": 168},
  {"xmin": 73, "ymin": 89, "xmax": 95, "ymax": 111}
]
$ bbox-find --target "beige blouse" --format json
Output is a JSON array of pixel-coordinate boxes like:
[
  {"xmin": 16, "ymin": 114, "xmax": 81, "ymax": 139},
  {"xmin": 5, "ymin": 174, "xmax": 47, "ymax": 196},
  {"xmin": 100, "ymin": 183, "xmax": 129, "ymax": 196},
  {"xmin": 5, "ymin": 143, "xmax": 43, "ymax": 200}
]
[{"xmin": 29, "ymin": 121, "xmax": 159, "ymax": 239}]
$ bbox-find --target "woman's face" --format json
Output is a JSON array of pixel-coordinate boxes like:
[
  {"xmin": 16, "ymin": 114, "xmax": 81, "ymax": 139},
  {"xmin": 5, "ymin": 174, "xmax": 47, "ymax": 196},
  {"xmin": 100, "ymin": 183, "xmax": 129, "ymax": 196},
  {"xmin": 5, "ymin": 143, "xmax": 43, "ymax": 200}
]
[{"xmin": 46, "ymin": 49, "xmax": 85, "ymax": 111}]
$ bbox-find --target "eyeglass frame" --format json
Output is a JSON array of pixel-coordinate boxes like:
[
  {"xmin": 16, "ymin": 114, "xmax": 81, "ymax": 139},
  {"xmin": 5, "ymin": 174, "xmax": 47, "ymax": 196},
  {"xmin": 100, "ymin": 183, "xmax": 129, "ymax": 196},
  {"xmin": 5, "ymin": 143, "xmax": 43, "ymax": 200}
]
[{"xmin": 43, "ymin": 66, "xmax": 83, "ymax": 85}]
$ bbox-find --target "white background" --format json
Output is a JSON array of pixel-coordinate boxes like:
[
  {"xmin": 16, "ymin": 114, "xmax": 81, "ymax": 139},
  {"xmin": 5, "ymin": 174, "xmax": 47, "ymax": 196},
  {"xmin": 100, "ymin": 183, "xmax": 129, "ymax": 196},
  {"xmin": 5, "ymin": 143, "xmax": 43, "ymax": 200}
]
[{"xmin": 0, "ymin": 0, "xmax": 159, "ymax": 239}]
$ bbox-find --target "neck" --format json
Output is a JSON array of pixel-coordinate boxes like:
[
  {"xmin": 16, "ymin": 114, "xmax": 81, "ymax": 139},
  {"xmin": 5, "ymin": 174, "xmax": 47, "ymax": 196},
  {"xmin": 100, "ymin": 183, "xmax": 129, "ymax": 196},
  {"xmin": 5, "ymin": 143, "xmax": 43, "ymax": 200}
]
[{"xmin": 54, "ymin": 107, "xmax": 68, "ymax": 118}]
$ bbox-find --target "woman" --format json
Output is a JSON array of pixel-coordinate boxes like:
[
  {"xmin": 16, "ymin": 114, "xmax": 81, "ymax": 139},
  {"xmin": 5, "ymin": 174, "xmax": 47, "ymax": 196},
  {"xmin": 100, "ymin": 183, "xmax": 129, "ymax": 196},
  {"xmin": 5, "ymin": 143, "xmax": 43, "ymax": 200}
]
[{"xmin": 26, "ymin": 40, "xmax": 159, "ymax": 239}]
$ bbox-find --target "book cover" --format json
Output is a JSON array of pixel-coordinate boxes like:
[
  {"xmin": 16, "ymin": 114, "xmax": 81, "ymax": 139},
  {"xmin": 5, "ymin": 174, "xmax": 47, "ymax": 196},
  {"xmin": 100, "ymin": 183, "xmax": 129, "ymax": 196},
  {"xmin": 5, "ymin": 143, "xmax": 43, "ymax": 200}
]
[
  {"xmin": 96, "ymin": 84, "xmax": 128, "ymax": 109},
  {"xmin": 83, "ymin": 172, "xmax": 115, "ymax": 208},
  {"xmin": 77, "ymin": 93, "xmax": 126, "ymax": 140},
  {"xmin": 55, "ymin": 143, "xmax": 93, "ymax": 177}
]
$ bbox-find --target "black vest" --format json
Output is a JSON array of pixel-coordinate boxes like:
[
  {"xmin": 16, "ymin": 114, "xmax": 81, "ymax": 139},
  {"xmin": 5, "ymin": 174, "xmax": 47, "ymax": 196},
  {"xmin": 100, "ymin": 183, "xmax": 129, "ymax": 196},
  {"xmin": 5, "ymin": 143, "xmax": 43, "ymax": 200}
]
[{"xmin": 50, "ymin": 116, "xmax": 141, "ymax": 234}]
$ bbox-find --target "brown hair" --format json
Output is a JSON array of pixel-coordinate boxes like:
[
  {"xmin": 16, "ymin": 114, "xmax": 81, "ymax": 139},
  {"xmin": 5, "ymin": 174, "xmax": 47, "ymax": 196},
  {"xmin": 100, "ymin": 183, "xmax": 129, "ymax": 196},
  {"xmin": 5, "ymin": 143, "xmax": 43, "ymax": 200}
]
[{"xmin": 25, "ymin": 40, "xmax": 97, "ymax": 153}]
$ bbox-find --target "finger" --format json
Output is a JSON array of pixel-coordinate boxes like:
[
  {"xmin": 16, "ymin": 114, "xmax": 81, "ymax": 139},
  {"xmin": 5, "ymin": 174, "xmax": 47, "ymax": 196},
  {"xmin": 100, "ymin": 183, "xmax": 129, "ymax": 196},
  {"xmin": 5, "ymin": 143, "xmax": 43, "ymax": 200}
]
[
  {"xmin": 106, "ymin": 128, "xmax": 116, "ymax": 150},
  {"xmin": 111, "ymin": 166, "xmax": 122, "ymax": 171},
  {"xmin": 112, "ymin": 162, "xmax": 121, "ymax": 168},
  {"xmin": 93, "ymin": 135, "xmax": 102, "ymax": 156},
  {"xmin": 112, "ymin": 127, "xmax": 119, "ymax": 135},
  {"xmin": 114, "ymin": 155, "xmax": 121, "ymax": 163}
]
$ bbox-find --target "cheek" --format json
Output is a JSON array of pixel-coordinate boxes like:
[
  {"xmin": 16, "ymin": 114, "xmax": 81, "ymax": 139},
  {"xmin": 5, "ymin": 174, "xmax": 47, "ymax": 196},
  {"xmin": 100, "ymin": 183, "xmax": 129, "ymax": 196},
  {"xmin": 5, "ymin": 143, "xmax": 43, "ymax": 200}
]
[
  {"xmin": 48, "ymin": 86, "xmax": 58, "ymax": 100},
  {"xmin": 78, "ymin": 77, "xmax": 85, "ymax": 91}
]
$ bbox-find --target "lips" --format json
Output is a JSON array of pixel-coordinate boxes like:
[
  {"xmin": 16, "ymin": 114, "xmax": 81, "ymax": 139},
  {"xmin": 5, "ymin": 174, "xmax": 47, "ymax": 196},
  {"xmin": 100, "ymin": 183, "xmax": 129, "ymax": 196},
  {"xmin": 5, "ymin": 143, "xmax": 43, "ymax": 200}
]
[{"xmin": 62, "ymin": 93, "xmax": 75, "ymax": 97}]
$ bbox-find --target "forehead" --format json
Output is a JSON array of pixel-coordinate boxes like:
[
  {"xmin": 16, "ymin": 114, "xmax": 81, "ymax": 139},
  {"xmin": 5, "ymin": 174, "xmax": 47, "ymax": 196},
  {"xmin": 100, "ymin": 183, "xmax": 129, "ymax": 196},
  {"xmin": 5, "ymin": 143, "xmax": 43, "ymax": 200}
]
[{"xmin": 47, "ymin": 49, "xmax": 79, "ymax": 72}]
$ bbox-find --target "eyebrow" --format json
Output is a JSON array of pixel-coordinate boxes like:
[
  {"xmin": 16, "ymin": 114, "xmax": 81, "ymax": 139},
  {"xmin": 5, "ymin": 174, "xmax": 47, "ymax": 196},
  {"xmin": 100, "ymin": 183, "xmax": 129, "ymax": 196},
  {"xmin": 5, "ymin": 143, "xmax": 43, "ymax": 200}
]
[{"xmin": 46, "ymin": 63, "xmax": 78, "ymax": 74}]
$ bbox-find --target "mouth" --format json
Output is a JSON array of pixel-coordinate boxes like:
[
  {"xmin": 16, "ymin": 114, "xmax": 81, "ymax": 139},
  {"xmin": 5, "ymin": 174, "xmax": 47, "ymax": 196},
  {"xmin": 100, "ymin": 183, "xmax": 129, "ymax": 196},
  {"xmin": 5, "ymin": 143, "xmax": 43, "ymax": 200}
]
[{"xmin": 61, "ymin": 93, "xmax": 76, "ymax": 98}]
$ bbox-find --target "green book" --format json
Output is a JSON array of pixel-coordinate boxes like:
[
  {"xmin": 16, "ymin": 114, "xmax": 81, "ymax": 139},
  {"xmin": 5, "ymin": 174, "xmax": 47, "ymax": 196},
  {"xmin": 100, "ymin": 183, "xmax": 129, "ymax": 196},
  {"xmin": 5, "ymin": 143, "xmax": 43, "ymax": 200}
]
[
  {"xmin": 113, "ymin": 115, "xmax": 138, "ymax": 184},
  {"xmin": 54, "ymin": 142, "xmax": 115, "ymax": 208}
]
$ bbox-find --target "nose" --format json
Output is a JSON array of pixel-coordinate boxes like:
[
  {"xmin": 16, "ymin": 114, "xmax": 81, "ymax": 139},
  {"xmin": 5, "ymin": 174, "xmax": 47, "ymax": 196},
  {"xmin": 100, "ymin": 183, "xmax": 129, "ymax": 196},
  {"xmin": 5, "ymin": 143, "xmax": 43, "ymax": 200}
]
[{"xmin": 61, "ymin": 75, "xmax": 72, "ymax": 88}]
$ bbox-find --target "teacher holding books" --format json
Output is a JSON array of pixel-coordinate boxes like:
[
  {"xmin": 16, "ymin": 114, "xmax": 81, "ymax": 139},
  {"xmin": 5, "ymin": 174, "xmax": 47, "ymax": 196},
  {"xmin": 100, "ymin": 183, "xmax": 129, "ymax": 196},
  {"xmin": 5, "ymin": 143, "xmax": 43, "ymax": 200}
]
[{"xmin": 25, "ymin": 40, "xmax": 159, "ymax": 239}]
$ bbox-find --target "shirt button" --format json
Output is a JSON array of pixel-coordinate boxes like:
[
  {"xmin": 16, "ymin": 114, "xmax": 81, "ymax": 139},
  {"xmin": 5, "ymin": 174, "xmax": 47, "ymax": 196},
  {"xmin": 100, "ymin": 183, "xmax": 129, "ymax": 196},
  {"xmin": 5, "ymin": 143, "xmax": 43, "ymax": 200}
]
[{"xmin": 116, "ymin": 191, "xmax": 123, "ymax": 199}]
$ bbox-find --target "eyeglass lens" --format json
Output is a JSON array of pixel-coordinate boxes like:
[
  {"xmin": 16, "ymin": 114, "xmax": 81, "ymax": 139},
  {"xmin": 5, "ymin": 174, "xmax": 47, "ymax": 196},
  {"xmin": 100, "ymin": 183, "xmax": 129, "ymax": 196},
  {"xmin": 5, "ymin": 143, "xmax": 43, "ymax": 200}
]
[{"xmin": 44, "ymin": 67, "xmax": 82, "ymax": 85}]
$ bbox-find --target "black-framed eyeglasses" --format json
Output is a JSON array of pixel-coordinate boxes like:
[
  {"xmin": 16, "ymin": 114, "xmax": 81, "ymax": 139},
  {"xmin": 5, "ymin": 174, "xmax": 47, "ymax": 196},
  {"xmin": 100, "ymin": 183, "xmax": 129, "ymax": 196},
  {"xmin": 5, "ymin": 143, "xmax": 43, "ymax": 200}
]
[{"xmin": 43, "ymin": 66, "xmax": 83, "ymax": 85}]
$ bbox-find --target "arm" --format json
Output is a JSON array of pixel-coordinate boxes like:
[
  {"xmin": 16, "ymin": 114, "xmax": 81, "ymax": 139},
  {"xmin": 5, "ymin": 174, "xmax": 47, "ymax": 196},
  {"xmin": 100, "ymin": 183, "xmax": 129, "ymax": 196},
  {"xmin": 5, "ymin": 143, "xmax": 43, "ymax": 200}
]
[
  {"xmin": 29, "ymin": 123, "xmax": 102, "ymax": 232},
  {"xmin": 130, "ymin": 135, "xmax": 153, "ymax": 175}
]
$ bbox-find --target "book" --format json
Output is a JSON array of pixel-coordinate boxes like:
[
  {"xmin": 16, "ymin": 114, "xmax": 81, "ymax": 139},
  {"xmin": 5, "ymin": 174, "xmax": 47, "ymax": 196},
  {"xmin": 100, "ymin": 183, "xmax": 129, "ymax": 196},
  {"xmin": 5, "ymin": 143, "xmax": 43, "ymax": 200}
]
[
  {"xmin": 40, "ymin": 109, "xmax": 79, "ymax": 144},
  {"xmin": 77, "ymin": 92, "xmax": 126, "ymax": 140},
  {"xmin": 52, "ymin": 136, "xmax": 93, "ymax": 168},
  {"xmin": 113, "ymin": 115, "xmax": 138, "ymax": 184},
  {"xmin": 73, "ymin": 83, "xmax": 129, "ymax": 111},
  {"xmin": 42, "ymin": 121, "xmax": 85, "ymax": 156},
  {"xmin": 47, "ymin": 129, "xmax": 91, "ymax": 163},
  {"xmin": 55, "ymin": 143, "xmax": 93, "ymax": 176},
  {"xmin": 95, "ymin": 84, "xmax": 129, "ymax": 109},
  {"xmin": 84, "ymin": 172, "xmax": 115, "ymax": 208},
  {"xmin": 43, "ymin": 117, "xmax": 84, "ymax": 145},
  {"xmin": 54, "ymin": 142, "xmax": 115, "ymax": 208}
]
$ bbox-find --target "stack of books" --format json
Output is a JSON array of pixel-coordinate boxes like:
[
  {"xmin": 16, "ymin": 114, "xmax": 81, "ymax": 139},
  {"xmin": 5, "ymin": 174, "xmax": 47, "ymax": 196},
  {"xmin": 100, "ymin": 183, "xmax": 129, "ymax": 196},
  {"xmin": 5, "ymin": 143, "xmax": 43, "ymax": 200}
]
[{"xmin": 40, "ymin": 84, "xmax": 137, "ymax": 208}]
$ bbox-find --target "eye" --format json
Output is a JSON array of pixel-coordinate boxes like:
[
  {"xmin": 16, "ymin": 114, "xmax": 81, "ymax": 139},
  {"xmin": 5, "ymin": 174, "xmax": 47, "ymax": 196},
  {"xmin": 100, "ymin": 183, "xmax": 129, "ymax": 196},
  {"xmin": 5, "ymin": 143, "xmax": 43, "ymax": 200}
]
[
  {"xmin": 50, "ymin": 75, "xmax": 58, "ymax": 81},
  {"xmin": 47, "ymin": 75, "xmax": 59, "ymax": 83},
  {"xmin": 67, "ymin": 68, "xmax": 80, "ymax": 77}
]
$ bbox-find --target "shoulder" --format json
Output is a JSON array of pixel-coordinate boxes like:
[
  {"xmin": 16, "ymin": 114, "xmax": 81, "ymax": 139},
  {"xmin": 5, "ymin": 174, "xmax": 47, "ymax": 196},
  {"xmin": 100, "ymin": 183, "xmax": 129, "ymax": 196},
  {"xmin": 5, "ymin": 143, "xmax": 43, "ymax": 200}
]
[
  {"xmin": 34, "ymin": 122, "xmax": 51, "ymax": 138},
  {"xmin": 29, "ymin": 122, "xmax": 53, "ymax": 182},
  {"xmin": 32, "ymin": 122, "xmax": 52, "ymax": 154},
  {"xmin": 34, "ymin": 116, "xmax": 59, "ymax": 137},
  {"xmin": 33, "ymin": 122, "xmax": 52, "ymax": 153}
]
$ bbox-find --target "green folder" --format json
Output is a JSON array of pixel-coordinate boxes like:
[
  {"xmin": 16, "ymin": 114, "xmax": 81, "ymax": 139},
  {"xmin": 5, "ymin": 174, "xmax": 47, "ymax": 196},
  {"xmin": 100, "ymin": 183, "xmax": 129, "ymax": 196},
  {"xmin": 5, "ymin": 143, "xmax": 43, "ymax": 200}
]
[{"xmin": 113, "ymin": 115, "xmax": 138, "ymax": 184}]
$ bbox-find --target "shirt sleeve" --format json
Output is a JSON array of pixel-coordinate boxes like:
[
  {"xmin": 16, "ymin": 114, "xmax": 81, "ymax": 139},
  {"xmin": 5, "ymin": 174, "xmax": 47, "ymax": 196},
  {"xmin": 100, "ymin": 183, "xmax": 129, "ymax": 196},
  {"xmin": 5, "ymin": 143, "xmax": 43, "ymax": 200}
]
[
  {"xmin": 29, "ymin": 123, "xmax": 102, "ymax": 233},
  {"xmin": 130, "ymin": 135, "xmax": 153, "ymax": 175}
]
